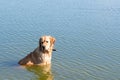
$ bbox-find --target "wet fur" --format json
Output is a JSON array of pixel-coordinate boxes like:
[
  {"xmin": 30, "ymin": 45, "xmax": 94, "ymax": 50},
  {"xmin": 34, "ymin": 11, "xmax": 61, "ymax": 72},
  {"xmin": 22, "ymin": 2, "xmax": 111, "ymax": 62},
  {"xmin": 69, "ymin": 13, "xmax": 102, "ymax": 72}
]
[{"xmin": 18, "ymin": 36, "xmax": 56, "ymax": 65}]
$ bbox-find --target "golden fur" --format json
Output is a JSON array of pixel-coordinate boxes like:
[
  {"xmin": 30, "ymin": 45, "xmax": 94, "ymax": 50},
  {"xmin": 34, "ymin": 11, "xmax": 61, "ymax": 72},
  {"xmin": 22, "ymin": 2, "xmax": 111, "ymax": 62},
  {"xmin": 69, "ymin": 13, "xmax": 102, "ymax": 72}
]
[{"xmin": 18, "ymin": 36, "xmax": 56, "ymax": 65}]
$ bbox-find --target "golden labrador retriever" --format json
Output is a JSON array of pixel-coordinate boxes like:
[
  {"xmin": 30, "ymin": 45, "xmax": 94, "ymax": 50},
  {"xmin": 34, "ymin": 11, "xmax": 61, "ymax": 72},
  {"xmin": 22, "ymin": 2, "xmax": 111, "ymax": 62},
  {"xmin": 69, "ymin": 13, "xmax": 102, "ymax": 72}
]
[{"xmin": 18, "ymin": 35, "xmax": 56, "ymax": 65}]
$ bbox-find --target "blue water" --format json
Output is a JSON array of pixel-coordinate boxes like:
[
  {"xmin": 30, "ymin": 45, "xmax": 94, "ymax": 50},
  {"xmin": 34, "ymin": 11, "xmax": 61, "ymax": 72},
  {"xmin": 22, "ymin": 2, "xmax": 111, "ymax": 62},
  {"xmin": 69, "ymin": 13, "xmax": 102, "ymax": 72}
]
[{"xmin": 0, "ymin": 0, "xmax": 120, "ymax": 80}]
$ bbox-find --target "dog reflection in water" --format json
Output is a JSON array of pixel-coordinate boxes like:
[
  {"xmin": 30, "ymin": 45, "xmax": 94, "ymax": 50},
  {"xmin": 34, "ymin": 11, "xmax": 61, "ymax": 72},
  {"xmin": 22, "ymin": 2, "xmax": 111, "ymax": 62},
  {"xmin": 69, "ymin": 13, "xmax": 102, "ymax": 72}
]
[{"xmin": 26, "ymin": 64, "xmax": 53, "ymax": 80}]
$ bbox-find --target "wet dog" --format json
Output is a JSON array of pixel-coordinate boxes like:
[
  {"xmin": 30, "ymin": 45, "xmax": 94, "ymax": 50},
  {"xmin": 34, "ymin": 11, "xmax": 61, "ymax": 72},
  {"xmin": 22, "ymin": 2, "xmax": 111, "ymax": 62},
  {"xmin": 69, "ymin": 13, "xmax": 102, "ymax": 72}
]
[{"xmin": 18, "ymin": 35, "xmax": 56, "ymax": 65}]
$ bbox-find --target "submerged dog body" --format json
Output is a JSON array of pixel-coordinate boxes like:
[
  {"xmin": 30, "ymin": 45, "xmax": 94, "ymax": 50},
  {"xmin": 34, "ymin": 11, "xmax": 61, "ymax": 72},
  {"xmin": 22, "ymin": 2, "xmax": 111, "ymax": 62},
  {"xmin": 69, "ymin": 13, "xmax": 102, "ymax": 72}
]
[{"xmin": 18, "ymin": 36, "xmax": 56, "ymax": 65}]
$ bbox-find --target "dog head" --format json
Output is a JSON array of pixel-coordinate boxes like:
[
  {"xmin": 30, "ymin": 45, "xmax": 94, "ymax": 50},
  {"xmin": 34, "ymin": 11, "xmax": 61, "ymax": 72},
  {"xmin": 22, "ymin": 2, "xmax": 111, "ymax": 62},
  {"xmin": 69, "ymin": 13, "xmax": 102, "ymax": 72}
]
[{"xmin": 39, "ymin": 36, "xmax": 56, "ymax": 52}]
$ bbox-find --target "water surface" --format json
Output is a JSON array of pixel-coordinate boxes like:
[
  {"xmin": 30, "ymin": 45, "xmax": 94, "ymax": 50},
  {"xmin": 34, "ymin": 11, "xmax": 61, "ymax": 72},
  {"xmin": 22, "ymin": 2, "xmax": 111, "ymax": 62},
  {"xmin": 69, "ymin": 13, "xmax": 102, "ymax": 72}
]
[{"xmin": 0, "ymin": 0, "xmax": 120, "ymax": 80}]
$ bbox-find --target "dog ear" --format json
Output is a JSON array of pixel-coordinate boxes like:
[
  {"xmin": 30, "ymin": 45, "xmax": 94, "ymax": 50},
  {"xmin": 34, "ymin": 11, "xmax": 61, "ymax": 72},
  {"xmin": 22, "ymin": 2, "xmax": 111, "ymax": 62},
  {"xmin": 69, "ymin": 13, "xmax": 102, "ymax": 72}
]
[
  {"xmin": 39, "ymin": 38, "xmax": 42, "ymax": 48},
  {"xmin": 50, "ymin": 36, "xmax": 56, "ymax": 45}
]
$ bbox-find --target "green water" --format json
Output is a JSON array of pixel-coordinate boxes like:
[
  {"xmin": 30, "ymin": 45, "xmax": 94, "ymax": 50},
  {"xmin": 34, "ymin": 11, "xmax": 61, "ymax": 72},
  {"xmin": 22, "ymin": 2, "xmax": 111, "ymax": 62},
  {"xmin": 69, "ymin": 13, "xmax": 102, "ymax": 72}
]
[{"xmin": 0, "ymin": 0, "xmax": 120, "ymax": 80}]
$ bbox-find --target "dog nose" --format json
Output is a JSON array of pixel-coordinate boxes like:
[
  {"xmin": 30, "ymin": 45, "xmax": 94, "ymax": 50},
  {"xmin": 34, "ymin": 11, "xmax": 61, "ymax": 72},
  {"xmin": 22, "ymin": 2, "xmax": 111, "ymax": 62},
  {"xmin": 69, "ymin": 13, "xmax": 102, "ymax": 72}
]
[{"xmin": 42, "ymin": 46, "xmax": 45, "ymax": 50}]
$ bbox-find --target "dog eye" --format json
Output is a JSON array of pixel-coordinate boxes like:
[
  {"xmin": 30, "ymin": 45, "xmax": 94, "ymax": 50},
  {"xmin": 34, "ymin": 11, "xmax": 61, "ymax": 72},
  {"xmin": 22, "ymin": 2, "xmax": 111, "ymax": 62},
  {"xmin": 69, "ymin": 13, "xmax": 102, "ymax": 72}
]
[
  {"xmin": 46, "ymin": 41, "xmax": 48, "ymax": 43},
  {"xmin": 41, "ymin": 42, "xmax": 43, "ymax": 44}
]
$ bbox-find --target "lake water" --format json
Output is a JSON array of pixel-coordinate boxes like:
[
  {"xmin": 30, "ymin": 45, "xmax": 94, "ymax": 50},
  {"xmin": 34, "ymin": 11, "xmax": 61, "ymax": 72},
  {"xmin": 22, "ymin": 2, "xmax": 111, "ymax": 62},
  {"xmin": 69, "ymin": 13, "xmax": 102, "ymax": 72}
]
[{"xmin": 0, "ymin": 0, "xmax": 120, "ymax": 80}]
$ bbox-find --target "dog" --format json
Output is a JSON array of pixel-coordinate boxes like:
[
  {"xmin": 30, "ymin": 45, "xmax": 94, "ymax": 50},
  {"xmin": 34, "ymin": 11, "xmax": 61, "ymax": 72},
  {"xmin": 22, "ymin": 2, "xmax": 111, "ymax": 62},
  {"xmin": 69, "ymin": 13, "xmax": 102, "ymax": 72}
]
[{"xmin": 18, "ymin": 35, "xmax": 56, "ymax": 65}]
